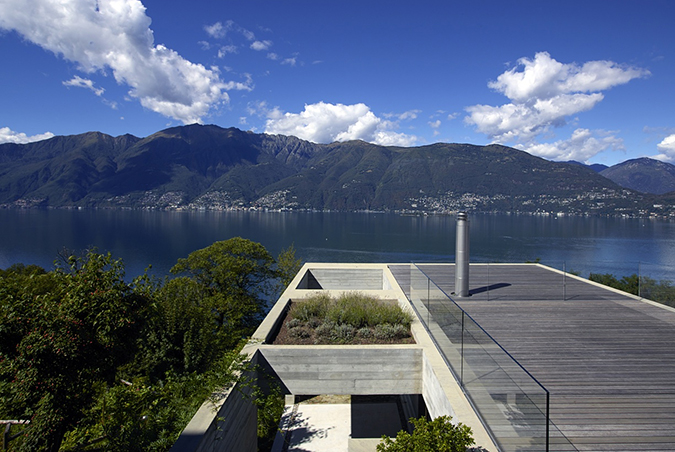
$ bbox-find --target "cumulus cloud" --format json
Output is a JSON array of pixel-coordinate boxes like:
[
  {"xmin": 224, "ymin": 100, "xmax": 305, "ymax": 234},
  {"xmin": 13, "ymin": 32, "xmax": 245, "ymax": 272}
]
[
  {"xmin": 465, "ymin": 52, "xmax": 649, "ymax": 157},
  {"xmin": 250, "ymin": 40, "xmax": 272, "ymax": 51},
  {"xmin": 520, "ymin": 128, "xmax": 624, "ymax": 162},
  {"xmin": 0, "ymin": 127, "xmax": 54, "ymax": 144},
  {"xmin": 204, "ymin": 22, "xmax": 227, "ymax": 39},
  {"xmin": 281, "ymin": 57, "xmax": 297, "ymax": 66},
  {"xmin": 264, "ymin": 102, "xmax": 418, "ymax": 146},
  {"xmin": 0, "ymin": 0, "xmax": 243, "ymax": 123},
  {"xmin": 63, "ymin": 75, "xmax": 105, "ymax": 96},
  {"xmin": 654, "ymin": 134, "xmax": 675, "ymax": 162}
]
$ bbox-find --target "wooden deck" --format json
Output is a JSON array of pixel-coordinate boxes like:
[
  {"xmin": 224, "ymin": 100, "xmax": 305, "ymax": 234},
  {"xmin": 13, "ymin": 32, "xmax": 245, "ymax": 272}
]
[{"xmin": 389, "ymin": 264, "xmax": 675, "ymax": 451}]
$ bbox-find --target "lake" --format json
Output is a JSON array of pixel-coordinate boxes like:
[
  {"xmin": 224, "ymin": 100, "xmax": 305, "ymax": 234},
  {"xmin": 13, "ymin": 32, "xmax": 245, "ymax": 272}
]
[{"xmin": 1, "ymin": 209, "xmax": 674, "ymax": 281}]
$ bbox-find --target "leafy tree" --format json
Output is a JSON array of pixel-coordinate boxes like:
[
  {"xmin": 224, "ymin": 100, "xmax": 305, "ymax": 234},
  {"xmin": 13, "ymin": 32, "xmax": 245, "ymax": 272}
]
[
  {"xmin": 0, "ymin": 251, "xmax": 150, "ymax": 451},
  {"xmin": 170, "ymin": 237, "xmax": 276, "ymax": 345},
  {"xmin": 276, "ymin": 243, "xmax": 303, "ymax": 294},
  {"xmin": 590, "ymin": 272, "xmax": 675, "ymax": 307},
  {"xmin": 129, "ymin": 276, "xmax": 220, "ymax": 380},
  {"xmin": 377, "ymin": 416, "xmax": 475, "ymax": 452}
]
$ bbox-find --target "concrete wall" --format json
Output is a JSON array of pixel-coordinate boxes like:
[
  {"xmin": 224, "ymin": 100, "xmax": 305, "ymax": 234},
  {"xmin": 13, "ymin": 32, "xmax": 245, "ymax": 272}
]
[
  {"xmin": 259, "ymin": 345, "xmax": 422, "ymax": 395},
  {"xmin": 170, "ymin": 379, "xmax": 257, "ymax": 452},
  {"xmin": 297, "ymin": 268, "xmax": 385, "ymax": 290},
  {"xmin": 173, "ymin": 263, "xmax": 498, "ymax": 452}
]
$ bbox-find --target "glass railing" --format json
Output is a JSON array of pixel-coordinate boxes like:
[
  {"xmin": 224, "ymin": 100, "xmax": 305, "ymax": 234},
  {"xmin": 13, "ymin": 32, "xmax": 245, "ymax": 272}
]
[{"xmin": 409, "ymin": 264, "xmax": 577, "ymax": 452}]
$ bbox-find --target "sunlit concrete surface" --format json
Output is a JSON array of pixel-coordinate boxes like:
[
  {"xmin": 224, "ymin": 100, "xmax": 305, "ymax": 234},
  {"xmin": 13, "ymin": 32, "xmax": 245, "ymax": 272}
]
[{"xmin": 273, "ymin": 403, "xmax": 351, "ymax": 452}]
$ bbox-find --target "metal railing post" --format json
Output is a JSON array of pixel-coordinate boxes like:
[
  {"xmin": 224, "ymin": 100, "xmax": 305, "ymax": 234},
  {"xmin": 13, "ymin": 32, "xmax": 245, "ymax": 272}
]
[
  {"xmin": 546, "ymin": 391, "xmax": 550, "ymax": 452},
  {"xmin": 563, "ymin": 261, "xmax": 567, "ymax": 301},
  {"xmin": 461, "ymin": 310, "xmax": 465, "ymax": 386}
]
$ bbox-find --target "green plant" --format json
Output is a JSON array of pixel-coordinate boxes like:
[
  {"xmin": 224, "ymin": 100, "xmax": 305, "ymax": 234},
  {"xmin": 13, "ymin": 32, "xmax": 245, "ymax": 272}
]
[
  {"xmin": 290, "ymin": 293, "xmax": 331, "ymax": 321},
  {"xmin": 325, "ymin": 292, "xmax": 413, "ymax": 329},
  {"xmin": 288, "ymin": 326, "xmax": 311, "ymax": 339},
  {"xmin": 285, "ymin": 318, "xmax": 302, "ymax": 329},
  {"xmin": 377, "ymin": 415, "xmax": 475, "ymax": 452}
]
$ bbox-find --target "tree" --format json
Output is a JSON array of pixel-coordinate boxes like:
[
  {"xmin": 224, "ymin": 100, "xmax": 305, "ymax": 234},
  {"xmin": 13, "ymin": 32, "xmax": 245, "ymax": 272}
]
[
  {"xmin": 0, "ymin": 251, "xmax": 150, "ymax": 451},
  {"xmin": 170, "ymin": 237, "xmax": 276, "ymax": 346},
  {"xmin": 276, "ymin": 243, "xmax": 303, "ymax": 294},
  {"xmin": 377, "ymin": 416, "xmax": 475, "ymax": 452},
  {"xmin": 130, "ymin": 276, "xmax": 221, "ymax": 380}
]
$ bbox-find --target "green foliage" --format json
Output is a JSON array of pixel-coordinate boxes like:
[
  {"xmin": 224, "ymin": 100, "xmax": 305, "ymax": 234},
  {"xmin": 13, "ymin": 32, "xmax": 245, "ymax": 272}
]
[
  {"xmin": 589, "ymin": 272, "xmax": 675, "ymax": 307},
  {"xmin": 376, "ymin": 415, "xmax": 475, "ymax": 452},
  {"xmin": 284, "ymin": 292, "xmax": 413, "ymax": 344},
  {"xmin": 325, "ymin": 292, "xmax": 413, "ymax": 328},
  {"xmin": 289, "ymin": 293, "xmax": 331, "ymax": 321},
  {"xmin": 0, "ymin": 250, "xmax": 150, "ymax": 451},
  {"xmin": 276, "ymin": 243, "xmax": 303, "ymax": 293},
  {"xmin": 253, "ymin": 384, "xmax": 285, "ymax": 450},
  {"xmin": 0, "ymin": 237, "xmax": 283, "ymax": 451},
  {"xmin": 170, "ymin": 237, "xmax": 276, "ymax": 345},
  {"xmin": 129, "ymin": 276, "xmax": 220, "ymax": 380}
]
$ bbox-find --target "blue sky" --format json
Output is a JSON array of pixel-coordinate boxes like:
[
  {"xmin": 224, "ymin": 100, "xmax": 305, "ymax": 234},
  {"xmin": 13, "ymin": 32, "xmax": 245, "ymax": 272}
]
[{"xmin": 0, "ymin": 0, "xmax": 673, "ymax": 165}]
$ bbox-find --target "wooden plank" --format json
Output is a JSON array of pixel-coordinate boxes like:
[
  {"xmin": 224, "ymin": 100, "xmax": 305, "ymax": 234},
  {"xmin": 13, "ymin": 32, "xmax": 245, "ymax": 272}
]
[{"xmin": 390, "ymin": 264, "xmax": 675, "ymax": 451}]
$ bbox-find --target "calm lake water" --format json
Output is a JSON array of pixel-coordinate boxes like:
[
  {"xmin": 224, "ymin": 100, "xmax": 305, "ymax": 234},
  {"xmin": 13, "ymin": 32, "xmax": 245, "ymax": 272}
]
[{"xmin": 1, "ymin": 209, "xmax": 674, "ymax": 281}]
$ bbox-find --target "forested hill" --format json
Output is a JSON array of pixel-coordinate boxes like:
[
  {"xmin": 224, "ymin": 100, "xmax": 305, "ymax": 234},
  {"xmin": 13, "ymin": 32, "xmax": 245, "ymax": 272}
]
[{"xmin": 0, "ymin": 124, "xmax": 670, "ymax": 216}]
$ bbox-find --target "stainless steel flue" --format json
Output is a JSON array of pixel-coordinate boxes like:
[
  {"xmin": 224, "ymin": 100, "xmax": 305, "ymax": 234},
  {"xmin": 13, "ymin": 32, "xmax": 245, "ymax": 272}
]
[{"xmin": 455, "ymin": 211, "xmax": 470, "ymax": 297}]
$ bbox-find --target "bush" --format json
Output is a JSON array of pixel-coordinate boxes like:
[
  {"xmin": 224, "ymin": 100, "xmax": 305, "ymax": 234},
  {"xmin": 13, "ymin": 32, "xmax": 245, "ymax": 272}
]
[
  {"xmin": 288, "ymin": 326, "xmax": 311, "ymax": 339},
  {"xmin": 334, "ymin": 324, "xmax": 356, "ymax": 342},
  {"xmin": 315, "ymin": 321, "xmax": 338, "ymax": 339},
  {"xmin": 290, "ymin": 293, "xmax": 331, "ymax": 321},
  {"xmin": 357, "ymin": 327, "xmax": 374, "ymax": 338},
  {"xmin": 374, "ymin": 324, "xmax": 396, "ymax": 340},
  {"xmin": 377, "ymin": 415, "xmax": 475, "ymax": 452},
  {"xmin": 325, "ymin": 292, "xmax": 413, "ymax": 329},
  {"xmin": 285, "ymin": 318, "xmax": 302, "ymax": 329}
]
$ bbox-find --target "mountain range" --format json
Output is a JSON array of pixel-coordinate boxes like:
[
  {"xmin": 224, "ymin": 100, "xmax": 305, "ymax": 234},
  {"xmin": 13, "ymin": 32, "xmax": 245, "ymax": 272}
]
[{"xmin": 0, "ymin": 124, "xmax": 673, "ymax": 216}]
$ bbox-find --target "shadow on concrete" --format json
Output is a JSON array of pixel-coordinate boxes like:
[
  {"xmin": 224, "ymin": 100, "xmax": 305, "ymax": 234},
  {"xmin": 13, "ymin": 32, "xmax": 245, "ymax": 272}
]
[
  {"xmin": 351, "ymin": 395, "xmax": 409, "ymax": 439},
  {"xmin": 470, "ymin": 283, "xmax": 511, "ymax": 295}
]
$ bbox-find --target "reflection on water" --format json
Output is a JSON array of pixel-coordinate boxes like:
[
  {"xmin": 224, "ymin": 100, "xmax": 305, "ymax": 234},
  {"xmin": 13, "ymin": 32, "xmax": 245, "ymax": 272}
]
[{"xmin": 1, "ymin": 209, "xmax": 674, "ymax": 280}]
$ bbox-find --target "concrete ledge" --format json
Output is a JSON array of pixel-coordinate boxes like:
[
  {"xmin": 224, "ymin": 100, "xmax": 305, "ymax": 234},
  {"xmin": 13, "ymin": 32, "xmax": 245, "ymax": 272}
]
[
  {"xmin": 260, "ymin": 345, "xmax": 423, "ymax": 395},
  {"xmin": 175, "ymin": 263, "xmax": 498, "ymax": 452}
]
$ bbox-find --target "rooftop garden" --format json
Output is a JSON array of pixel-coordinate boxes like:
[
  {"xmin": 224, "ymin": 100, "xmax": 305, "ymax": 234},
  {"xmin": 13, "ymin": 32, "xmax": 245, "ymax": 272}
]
[{"xmin": 273, "ymin": 292, "xmax": 414, "ymax": 345}]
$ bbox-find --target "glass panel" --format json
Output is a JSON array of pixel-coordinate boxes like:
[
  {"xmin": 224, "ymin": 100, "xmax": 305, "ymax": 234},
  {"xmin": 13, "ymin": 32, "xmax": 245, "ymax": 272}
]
[{"xmin": 409, "ymin": 264, "xmax": 577, "ymax": 452}]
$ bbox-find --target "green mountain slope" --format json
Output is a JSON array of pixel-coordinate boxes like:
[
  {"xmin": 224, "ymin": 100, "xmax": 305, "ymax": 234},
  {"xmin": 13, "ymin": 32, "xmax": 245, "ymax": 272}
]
[
  {"xmin": 600, "ymin": 157, "xmax": 675, "ymax": 194},
  {"xmin": 0, "ymin": 124, "xmax": 668, "ymax": 215}
]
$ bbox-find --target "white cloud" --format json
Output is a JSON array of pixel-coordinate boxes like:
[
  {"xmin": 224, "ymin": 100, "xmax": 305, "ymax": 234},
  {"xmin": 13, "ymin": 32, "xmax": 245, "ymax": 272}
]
[
  {"xmin": 217, "ymin": 45, "xmax": 238, "ymax": 58},
  {"xmin": 0, "ymin": 127, "xmax": 54, "ymax": 144},
  {"xmin": 267, "ymin": 52, "xmax": 279, "ymax": 61},
  {"xmin": 488, "ymin": 52, "xmax": 648, "ymax": 103},
  {"xmin": 281, "ymin": 57, "xmax": 297, "ymax": 66},
  {"xmin": 264, "ymin": 102, "xmax": 418, "ymax": 146},
  {"xmin": 204, "ymin": 20, "xmax": 255, "ymax": 41},
  {"xmin": 465, "ymin": 52, "xmax": 649, "ymax": 155},
  {"xmin": 204, "ymin": 22, "xmax": 227, "ymax": 39},
  {"xmin": 385, "ymin": 110, "xmax": 421, "ymax": 121},
  {"xmin": 520, "ymin": 128, "xmax": 624, "ymax": 162},
  {"xmin": 0, "ymin": 0, "xmax": 239, "ymax": 124},
  {"xmin": 429, "ymin": 120, "xmax": 441, "ymax": 129},
  {"xmin": 220, "ymin": 73, "xmax": 253, "ymax": 91},
  {"xmin": 250, "ymin": 40, "xmax": 272, "ymax": 51},
  {"xmin": 654, "ymin": 134, "xmax": 675, "ymax": 162},
  {"xmin": 63, "ymin": 75, "xmax": 105, "ymax": 96}
]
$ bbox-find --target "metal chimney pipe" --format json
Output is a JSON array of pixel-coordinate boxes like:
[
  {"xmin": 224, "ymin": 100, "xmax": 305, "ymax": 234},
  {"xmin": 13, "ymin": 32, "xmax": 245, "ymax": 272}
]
[{"xmin": 455, "ymin": 211, "xmax": 470, "ymax": 297}]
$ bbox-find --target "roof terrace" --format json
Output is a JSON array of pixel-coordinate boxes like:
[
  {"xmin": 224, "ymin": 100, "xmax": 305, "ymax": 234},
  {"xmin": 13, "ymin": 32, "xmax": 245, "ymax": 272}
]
[{"xmin": 172, "ymin": 262, "xmax": 675, "ymax": 452}]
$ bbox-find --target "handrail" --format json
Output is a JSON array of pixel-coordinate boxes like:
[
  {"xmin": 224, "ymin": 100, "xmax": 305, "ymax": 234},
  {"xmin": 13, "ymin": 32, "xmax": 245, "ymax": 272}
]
[
  {"xmin": 409, "ymin": 263, "xmax": 572, "ymax": 452},
  {"xmin": 412, "ymin": 263, "xmax": 550, "ymax": 396}
]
